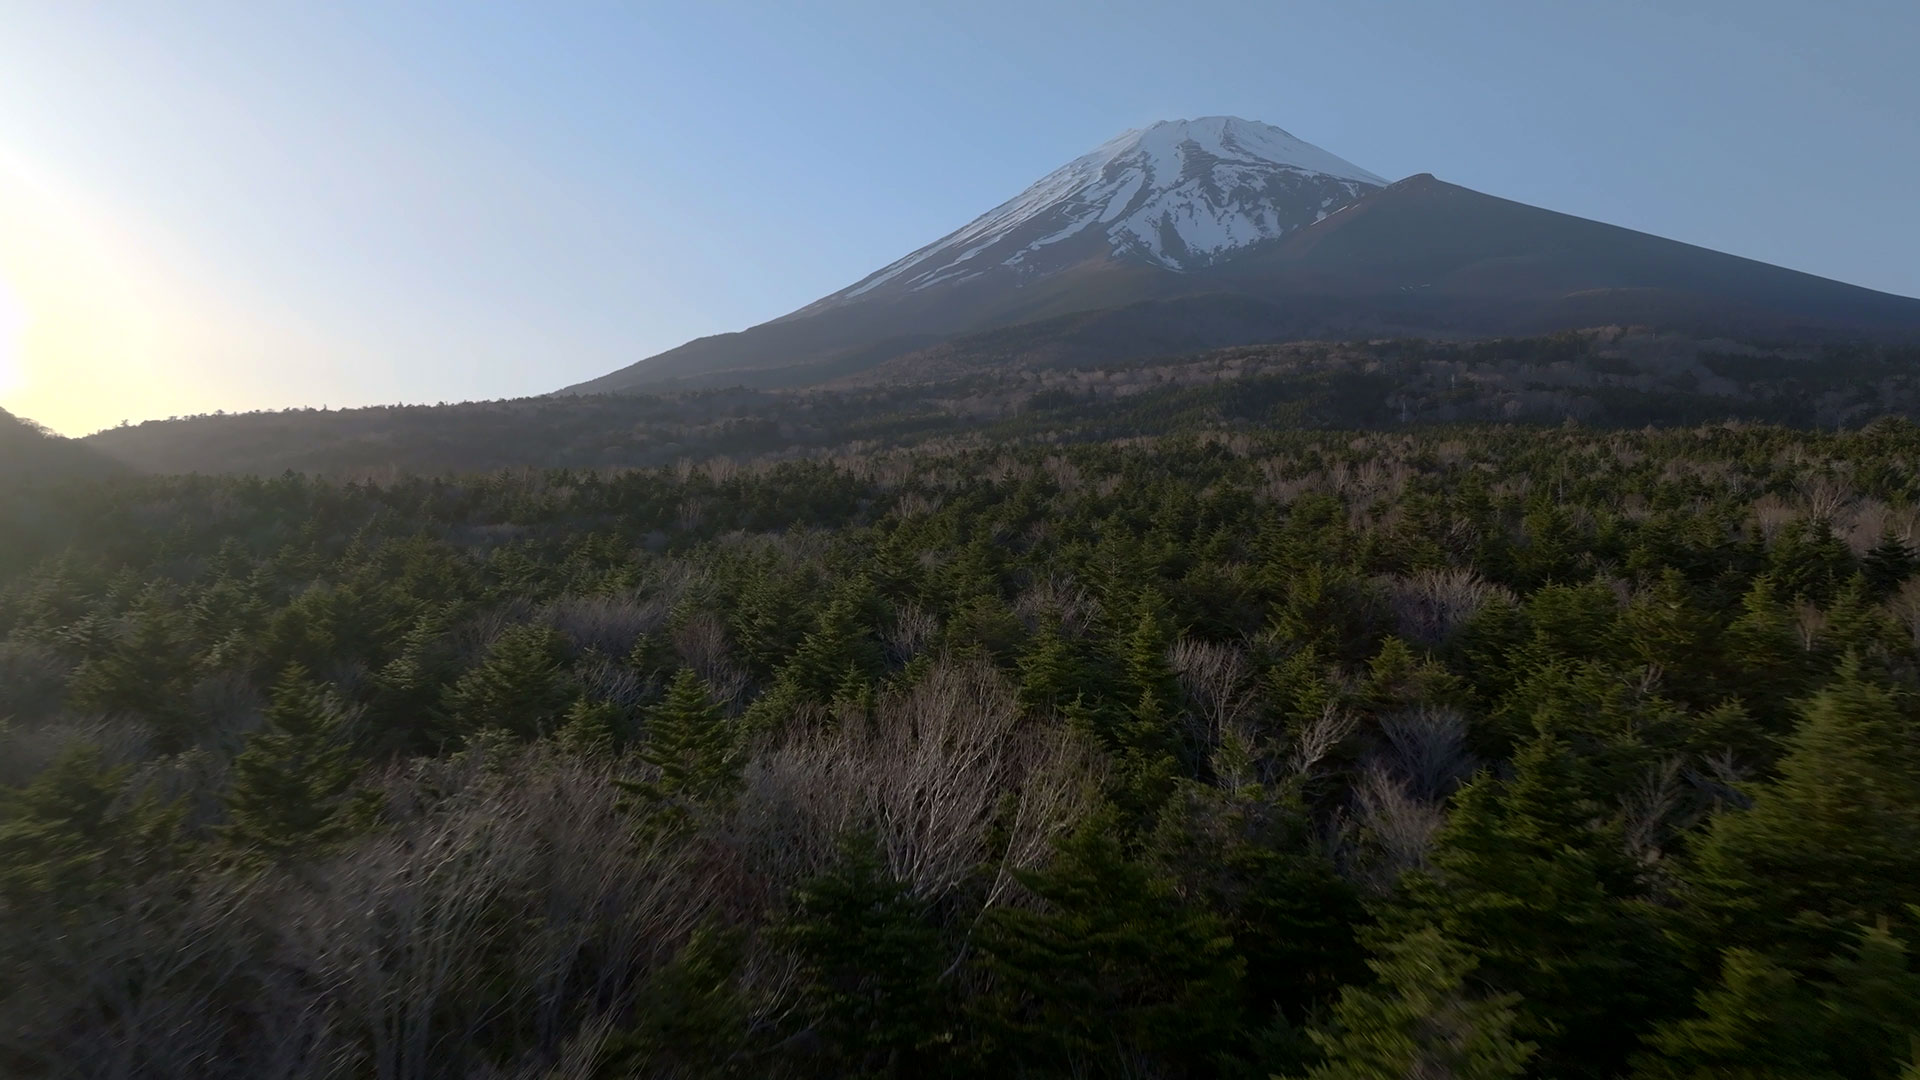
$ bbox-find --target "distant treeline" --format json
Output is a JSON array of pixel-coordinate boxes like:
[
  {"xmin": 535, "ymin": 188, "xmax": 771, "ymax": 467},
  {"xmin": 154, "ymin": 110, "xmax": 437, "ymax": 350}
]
[{"xmin": 67, "ymin": 331, "xmax": 1920, "ymax": 477}]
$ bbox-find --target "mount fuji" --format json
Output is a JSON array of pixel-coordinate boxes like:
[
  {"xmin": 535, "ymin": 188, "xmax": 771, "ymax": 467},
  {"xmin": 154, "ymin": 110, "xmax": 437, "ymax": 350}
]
[
  {"xmin": 798, "ymin": 117, "xmax": 1384, "ymax": 309},
  {"xmin": 564, "ymin": 117, "xmax": 1920, "ymax": 395}
]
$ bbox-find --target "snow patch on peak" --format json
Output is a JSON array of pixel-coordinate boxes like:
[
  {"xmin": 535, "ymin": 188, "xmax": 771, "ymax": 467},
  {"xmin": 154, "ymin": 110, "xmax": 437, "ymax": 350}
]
[
  {"xmin": 1087, "ymin": 117, "xmax": 1386, "ymax": 188},
  {"xmin": 808, "ymin": 116, "xmax": 1386, "ymax": 312}
]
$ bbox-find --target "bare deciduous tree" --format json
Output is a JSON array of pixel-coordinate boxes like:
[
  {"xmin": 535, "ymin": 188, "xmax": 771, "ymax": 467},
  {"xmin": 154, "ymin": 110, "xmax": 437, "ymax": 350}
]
[
  {"xmin": 882, "ymin": 603, "xmax": 942, "ymax": 665},
  {"xmin": 1289, "ymin": 702, "xmax": 1357, "ymax": 782},
  {"xmin": 541, "ymin": 594, "xmax": 670, "ymax": 658},
  {"xmin": 733, "ymin": 657, "xmax": 1094, "ymax": 915},
  {"xmin": 1375, "ymin": 706, "xmax": 1475, "ymax": 803},
  {"xmin": 1169, "ymin": 637, "xmax": 1257, "ymax": 755},
  {"xmin": 1378, "ymin": 568, "xmax": 1516, "ymax": 647},
  {"xmin": 1344, "ymin": 764, "xmax": 1448, "ymax": 892}
]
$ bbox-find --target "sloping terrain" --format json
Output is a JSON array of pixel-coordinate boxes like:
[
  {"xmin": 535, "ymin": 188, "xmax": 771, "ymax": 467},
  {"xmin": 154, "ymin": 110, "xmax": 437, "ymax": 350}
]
[
  {"xmin": 0, "ymin": 409, "xmax": 125, "ymax": 483},
  {"xmin": 562, "ymin": 128, "xmax": 1920, "ymax": 397},
  {"xmin": 562, "ymin": 117, "xmax": 1388, "ymax": 395}
]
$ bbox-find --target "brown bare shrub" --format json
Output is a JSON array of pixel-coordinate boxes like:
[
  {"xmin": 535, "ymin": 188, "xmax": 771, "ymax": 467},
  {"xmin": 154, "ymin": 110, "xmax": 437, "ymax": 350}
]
[
  {"xmin": 1374, "ymin": 706, "xmax": 1475, "ymax": 802},
  {"xmin": 732, "ymin": 657, "xmax": 1094, "ymax": 915},
  {"xmin": 1377, "ymin": 568, "xmax": 1515, "ymax": 647},
  {"xmin": 1169, "ymin": 637, "xmax": 1256, "ymax": 753},
  {"xmin": 882, "ymin": 602, "xmax": 942, "ymax": 664},
  {"xmin": 1344, "ymin": 764, "xmax": 1447, "ymax": 892},
  {"xmin": 541, "ymin": 594, "xmax": 670, "ymax": 657},
  {"xmin": 5, "ymin": 746, "xmax": 709, "ymax": 1080}
]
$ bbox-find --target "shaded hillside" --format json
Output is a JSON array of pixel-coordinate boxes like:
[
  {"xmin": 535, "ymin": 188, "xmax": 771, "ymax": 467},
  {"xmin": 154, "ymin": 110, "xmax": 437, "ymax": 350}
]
[
  {"xmin": 82, "ymin": 332, "xmax": 1920, "ymax": 476},
  {"xmin": 851, "ymin": 177, "xmax": 1920, "ymax": 384},
  {"xmin": 0, "ymin": 409, "xmax": 125, "ymax": 484},
  {"xmin": 1218, "ymin": 173, "xmax": 1920, "ymax": 338}
]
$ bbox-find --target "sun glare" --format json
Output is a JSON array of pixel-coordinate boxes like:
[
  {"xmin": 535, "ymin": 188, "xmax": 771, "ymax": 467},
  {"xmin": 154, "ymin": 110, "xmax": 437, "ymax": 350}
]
[
  {"xmin": 0, "ymin": 274, "xmax": 21, "ymax": 400},
  {"xmin": 0, "ymin": 150, "xmax": 211, "ymax": 434}
]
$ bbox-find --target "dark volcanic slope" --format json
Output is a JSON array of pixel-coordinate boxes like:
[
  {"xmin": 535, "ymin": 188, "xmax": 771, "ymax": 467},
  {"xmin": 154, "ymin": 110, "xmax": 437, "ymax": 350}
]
[
  {"xmin": 559, "ymin": 257, "xmax": 1175, "ymax": 394},
  {"xmin": 858, "ymin": 175, "xmax": 1920, "ymax": 379},
  {"xmin": 1216, "ymin": 174, "xmax": 1920, "ymax": 339},
  {"xmin": 564, "ymin": 174, "xmax": 1920, "ymax": 396}
]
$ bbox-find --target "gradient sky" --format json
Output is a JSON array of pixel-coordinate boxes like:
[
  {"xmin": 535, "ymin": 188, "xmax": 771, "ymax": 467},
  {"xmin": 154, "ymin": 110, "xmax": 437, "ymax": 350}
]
[{"xmin": 3, "ymin": 1, "xmax": 1916, "ymax": 435}]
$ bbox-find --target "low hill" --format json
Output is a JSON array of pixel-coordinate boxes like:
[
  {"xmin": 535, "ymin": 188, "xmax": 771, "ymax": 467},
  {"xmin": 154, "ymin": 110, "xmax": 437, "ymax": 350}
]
[{"xmin": 0, "ymin": 409, "xmax": 126, "ymax": 483}]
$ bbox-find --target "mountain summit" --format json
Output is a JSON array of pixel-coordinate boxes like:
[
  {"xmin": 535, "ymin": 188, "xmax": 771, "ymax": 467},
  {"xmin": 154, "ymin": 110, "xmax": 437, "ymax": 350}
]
[
  {"xmin": 562, "ymin": 118, "xmax": 1920, "ymax": 396},
  {"xmin": 795, "ymin": 117, "xmax": 1384, "ymax": 315}
]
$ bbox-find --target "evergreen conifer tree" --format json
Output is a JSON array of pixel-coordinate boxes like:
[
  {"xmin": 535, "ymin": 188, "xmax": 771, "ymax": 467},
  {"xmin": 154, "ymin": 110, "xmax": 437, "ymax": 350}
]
[
  {"xmin": 1016, "ymin": 618, "xmax": 1083, "ymax": 715},
  {"xmin": 976, "ymin": 812, "xmax": 1242, "ymax": 1076},
  {"xmin": 1721, "ymin": 573, "xmax": 1809, "ymax": 731},
  {"xmin": 599, "ymin": 923, "xmax": 754, "ymax": 1079},
  {"xmin": 441, "ymin": 623, "xmax": 572, "ymax": 739},
  {"xmin": 554, "ymin": 695, "xmax": 622, "ymax": 754},
  {"xmin": 1633, "ymin": 924, "xmax": 1920, "ymax": 1080},
  {"xmin": 774, "ymin": 831, "xmax": 947, "ymax": 1076},
  {"xmin": 1148, "ymin": 782, "xmax": 1366, "ymax": 1032},
  {"xmin": 1387, "ymin": 735, "xmax": 1682, "ymax": 1078},
  {"xmin": 1687, "ymin": 660, "xmax": 1920, "ymax": 960},
  {"xmin": 622, "ymin": 668, "xmax": 739, "ymax": 832},
  {"xmin": 1864, "ymin": 528, "xmax": 1917, "ymax": 598},
  {"xmin": 1291, "ymin": 927, "xmax": 1534, "ymax": 1080},
  {"xmin": 66, "ymin": 593, "xmax": 198, "ymax": 750},
  {"xmin": 785, "ymin": 576, "xmax": 883, "ymax": 704},
  {"xmin": 0, "ymin": 743, "xmax": 180, "ymax": 915},
  {"xmin": 222, "ymin": 664, "xmax": 378, "ymax": 862}
]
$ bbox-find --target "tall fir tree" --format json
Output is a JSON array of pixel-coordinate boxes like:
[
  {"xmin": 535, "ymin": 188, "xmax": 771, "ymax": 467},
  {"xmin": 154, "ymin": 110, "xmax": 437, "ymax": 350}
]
[
  {"xmin": 1384, "ymin": 734, "xmax": 1683, "ymax": 1078},
  {"xmin": 441, "ymin": 623, "xmax": 572, "ymax": 739},
  {"xmin": 1686, "ymin": 660, "xmax": 1920, "ymax": 961},
  {"xmin": 598, "ymin": 923, "xmax": 755, "ymax": 1080},
  {"xmin": 1016, "ymin": 618, "xmax": 1084, "ymax": 716},
  {"xmin": 222, "ymin": 664, "xmax": 379, "ymax": 862},
  {"xmin": 554, "ymin": 694, "xmax": 623, "ymax": 754},
  {"xmin": 975, "ymin": 812, "xmax": 1243, "ymax": 1077},
  {"xmin": 1633, "ymin": 923, "xmax": 1920, "ymax": 1080},
  {"xmin": 784, "ymin": 575, "xmax": 885, "ymax": 704},
  {"xmin": 0, "ymin": 743, "xmax": 182, "ymax": 918},
  {"xmin": 1290, "ymin": 927, "xmax": 1534, "ymax": 1080},
  {"xmin": 66, "ymin": 592, "xmax": 198, "ymax": 750},
  {"xmin": 622, "ymin": 668, "xmax": 739, "ymax": 832},
  {"xmin": 773, "ymin": 831, "xmax": 949, "ymax": 1077},
  {"xmin": 1863, "ymin": 528, "xmax": 1917, "ymax": 598}
]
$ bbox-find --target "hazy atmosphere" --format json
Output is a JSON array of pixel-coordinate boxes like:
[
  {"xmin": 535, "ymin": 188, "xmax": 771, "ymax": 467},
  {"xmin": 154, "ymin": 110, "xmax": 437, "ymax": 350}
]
[{"xmin": 3, "ymin": 0, "xmax": 1916, "ymax": 434}]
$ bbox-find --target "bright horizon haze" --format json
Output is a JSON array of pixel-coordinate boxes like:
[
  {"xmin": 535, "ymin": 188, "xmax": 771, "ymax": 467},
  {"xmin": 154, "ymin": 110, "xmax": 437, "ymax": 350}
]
[{"xmin": 3, "ymin": 1, "xmax": 1916, "ymax": 435}]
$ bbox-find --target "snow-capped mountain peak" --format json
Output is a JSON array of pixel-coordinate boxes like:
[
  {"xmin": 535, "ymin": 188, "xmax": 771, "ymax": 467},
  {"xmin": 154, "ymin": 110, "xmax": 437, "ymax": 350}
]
[{"xmin": 805, "ymin": 116, "xmax": 1386, "ymax": 312}]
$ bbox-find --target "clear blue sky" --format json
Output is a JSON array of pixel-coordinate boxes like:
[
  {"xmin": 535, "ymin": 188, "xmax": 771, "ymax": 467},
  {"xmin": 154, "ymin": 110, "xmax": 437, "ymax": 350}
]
[{"xmin": 2, "ymin": 0, "xmax": 1915, "ymax": 434}]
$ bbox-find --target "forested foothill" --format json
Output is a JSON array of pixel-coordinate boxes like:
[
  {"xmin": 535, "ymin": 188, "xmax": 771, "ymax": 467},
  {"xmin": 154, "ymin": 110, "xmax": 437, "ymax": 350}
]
[
  {"xmin": 5, "ymin": 333, "xmax": 1920, "ymax": 1078},
  {"xmin": 77, "ymin": 329, "xmax": 1920, "ymax": 477}
]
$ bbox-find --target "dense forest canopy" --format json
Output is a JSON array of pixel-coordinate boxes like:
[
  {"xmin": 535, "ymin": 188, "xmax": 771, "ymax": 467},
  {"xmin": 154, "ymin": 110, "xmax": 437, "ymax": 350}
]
[{"xmin": 4, "ymin": 338, "xmax": 1920, "ymax": 1078}]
